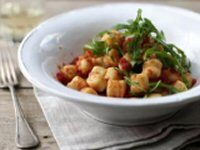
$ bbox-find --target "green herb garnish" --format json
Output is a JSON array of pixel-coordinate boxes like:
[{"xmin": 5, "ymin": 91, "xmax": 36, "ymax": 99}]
[
  {"xmin": 149, "ymin": 80, "xmax": 161, "ymax": 93},
  {"xmin": 149, "ymin": 81, "xmax": 180, "ymax": 94},
  {"xmin": 124, "ymin": 76, "xmax": 145, "ymax": 92},
  {"xmin": 84, "ymin": 8, "xmax": 192, "ymax": 95},
  {"xmin": 114, "ymin": 67, "xmax": 129, "ymax": 76},
  {"xmin": 115, "ymin": 8, "xmax": 191, "ymax": 87},
  {"xmin": 124, "ymin": 76, "xmax": 139, "ymax": 86},
  {"xmin": 84, "ymin": 40, "xmax": 110, "ymax": 56},
  {"xmin": 152, "ymin": 38, "xmax": 190, "ymax": 87},
  {"xmin": 144, "ymin": 47, "xmax": 176, "ymax": 68},
  {"xmin": 115, "ymin": 9, "xmax": 166, "ymax": 65}
]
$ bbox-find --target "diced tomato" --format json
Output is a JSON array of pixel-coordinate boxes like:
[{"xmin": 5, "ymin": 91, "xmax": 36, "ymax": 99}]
[
  {"xmin": 142, "ymin": 36, "xmax": 154, "ymax": 47},
  {"xmin": 142, "ymin": 37, "xmax": 149, "ymax": 46},
  {"xmin": 149, "ymin": 77, "xmax": 161, "ymax": 83},
  {"xmin": 161, "ymin": 89, "xmax": 169, "ymax": 96},
  {"xmin": 192, "ymin": 78, "xmax": 197, "ymax": 86},
  {"xmin": 124, "ymin": 86, "xmax": 132, "ymax": 98},
  {"xmin": 142, "ymin": 37, "xmax": 155, "ymax": 48},
  {"xmin": 85, "ymin": 50, "xmax": 94, "ymax": 57},
  {"xmin": 70, "ymin": 57, "xmax": 79, "ymax": 65},
  {"xmin": 119, "ymin": 57, "xmax": 132, "ymax": 71},
  {"xmin": 122, "ymin": 37, "xmax": 134, "ymax": 52},
  {"xmin": 161, "ymin": 68, "xmax": 181, "ymax": 83},
  {"xmin": 119, "ymin": 36, "xmax": 125, "ymax": 48},
  {"xmin": 56, "ymin": 72, "xmax": 69, "ymax": 85},
  {"xmin": 150, "ymin": 54, "xmax": 157, "ymax": 59}
]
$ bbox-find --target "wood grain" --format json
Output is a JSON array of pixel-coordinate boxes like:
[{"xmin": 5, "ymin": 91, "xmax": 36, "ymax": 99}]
[
  {"xmin": 0, "ymin": 89, "xmax": 59, "ymax": 150},
  {"xmin": 1, "ymin": 0, "xmax": 200, "ymax": 149}
]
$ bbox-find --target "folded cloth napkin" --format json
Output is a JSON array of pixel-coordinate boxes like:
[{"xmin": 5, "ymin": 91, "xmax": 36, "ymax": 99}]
[{"xmin": 34, "ymin": 88, "xmax": 200, "ymax": 150}]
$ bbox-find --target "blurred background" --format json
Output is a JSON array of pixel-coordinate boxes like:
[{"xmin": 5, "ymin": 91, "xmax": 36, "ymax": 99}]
[
  {"xmin": 0, "ymin": 0, "xmax": 199, "ymax": 42},
  {"xmin": 0, "ymin": 0, "xmax": 45, "ymax": 42}
]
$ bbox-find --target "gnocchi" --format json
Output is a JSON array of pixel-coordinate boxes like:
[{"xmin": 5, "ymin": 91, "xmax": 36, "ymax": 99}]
[
  {"xmin": 86, "ymin": 66, "xmax": 107, "ymax": 92},
  {"xmin": 148, "ymin": 93, "xmax": 162, "ymax": 98},
  {"xmin": 173, "ymin": 80, "xmax": 187, "ymax": 92},
  {"xmin": 56, "ymin": 9, "xmax": 196, "ymax": 98},
  {"xmin": 61, "ymin": 65, "xmax": 77, "ymax": 81},
  {"xmin": 67, "ymin": 76, "xmax": 88, "ymax": 90},
  {"xmin": 130, "ymin": 73, "xmax": 149, "ymax": 94},
  {"xmin": 81, "ymin": 87, "xmax": 97, "ymax": 95},
  {"xmin": 107, "ymin": 80, "xmax": 127, "ymax": 97},
  {"xmin": 77, "ymin": 58, "xmax": 93, "ymax": 75},
  {"xmin": 104, "ymin": 67, "xmax": 120, "ymax": 80},
  {"xmin": 143, "ymin": 59, "xmax": 163, "ymax": 79}
]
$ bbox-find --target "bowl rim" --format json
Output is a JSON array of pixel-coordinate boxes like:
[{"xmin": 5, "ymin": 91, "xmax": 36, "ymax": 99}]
[{"xmin": 18, "ymin": 2, "xmax": 200, "ymax": 107}]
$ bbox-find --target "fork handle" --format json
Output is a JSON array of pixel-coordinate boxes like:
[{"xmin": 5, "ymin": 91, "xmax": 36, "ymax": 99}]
[{"xmin": 9, "ymin": 86, "xmax": 40, "ymax": 148}]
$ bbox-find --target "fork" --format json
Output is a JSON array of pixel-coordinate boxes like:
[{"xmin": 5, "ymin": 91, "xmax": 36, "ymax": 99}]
[{"xmin": 0, "ymin": 41, "xmax": 39, "ymax": 148}]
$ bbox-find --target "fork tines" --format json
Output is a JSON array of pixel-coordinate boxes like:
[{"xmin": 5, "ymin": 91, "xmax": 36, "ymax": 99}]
[{"xmin": 0, "ymin": 41, "xmax": 18, "ymax": 86}]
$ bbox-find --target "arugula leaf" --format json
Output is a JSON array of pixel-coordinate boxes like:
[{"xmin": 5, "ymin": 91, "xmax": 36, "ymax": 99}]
[
  {"xmin": 124, "ymin": 76, "xmax": 139, "ymax": 86},
  {"xmin": 98, "ymin": 30, "xmax": 109, "ymax": 37},
  {"xmin": 152, "ymin": 38, "xmax": 190, "ymax": 87},
  {"xmin": 84, "ymin": 8, "xmax": 191, "ymax": 89},
  {"xmin": 149, "ymin": 80, "xmax": 161, "ymax": 93},
  {"xmin": 143, "ymin": 18, "xmax": 165, "ymax": 41},
  {"xmin": 114, "ymin": 67, "xmax": 129, "ymax": 76},
  {"xmin": 170, "ymin": 44, "xmax": 189, "ymax": 70},
  {"xmin": 114, "ymin": 9, "xmax": 166, "ymax": 65},
  {"xmin": 114, "ymin": 44, "xmax": 124, "ymax": 56},
  {"xmin": 84, "ymin": 40, "xmax": 110, "ymax": 56},
  {"xmin": 153, "ymin": 38, "xmax": 190, "ymax": 70},
  {"xmin": 144, "ymin": 47, "xmax": 175, "ymax": 67},
  {"xmin": 115, "ymin": 9, "xmax": 165, "ymax": 39},
  {"xmin": 135, "ymin": 8, "xmax": 142, "ymax": 22},
  {"xmin": 115, "ymin": 24, "xmax": 130, "ymax": 31},
  {"xmin": 149, "ymin": 81, "xmax": 180, "ymax": 94},
  {"xmin": 124, "ymin": 76, "xmax": 145, "ymax": 92}
]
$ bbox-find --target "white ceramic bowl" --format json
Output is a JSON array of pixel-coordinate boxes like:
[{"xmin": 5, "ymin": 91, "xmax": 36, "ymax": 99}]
[{"xmin": 18, "ymin": 3, "xmax": 200, "ymax": 126}]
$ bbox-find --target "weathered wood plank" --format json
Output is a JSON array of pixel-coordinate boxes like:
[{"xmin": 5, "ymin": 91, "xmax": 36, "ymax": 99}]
[{"xmin": 0, "ymin": 89, "xmax": 59, "ymax": 150}]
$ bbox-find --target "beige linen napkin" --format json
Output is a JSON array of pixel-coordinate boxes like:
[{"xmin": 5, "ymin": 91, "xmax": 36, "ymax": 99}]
[{"xmin": 34, "ymin": 88, "xmax": 200, "ymax": 150}]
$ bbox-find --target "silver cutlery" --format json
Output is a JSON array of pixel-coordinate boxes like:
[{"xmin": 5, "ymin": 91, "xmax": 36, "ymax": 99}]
[{"xmin": 0, "ymin": 41, "xmax": 39, "ymax": 148}]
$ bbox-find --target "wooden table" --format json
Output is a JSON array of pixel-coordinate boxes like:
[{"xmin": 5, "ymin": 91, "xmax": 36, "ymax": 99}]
[{"xmin": 1, "ymin": 0, "xmax": 200, "ymax": 149}]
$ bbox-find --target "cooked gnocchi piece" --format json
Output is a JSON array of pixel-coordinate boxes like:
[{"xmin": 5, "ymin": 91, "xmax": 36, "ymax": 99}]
[
  {"xmin": 67, "ymin": 76, "xmax": 87, "ymax": 90},
  {"xmin": 101, "ymin": 30, "xmax": 124, "ymax": 48},
  {"xmin": 107, "ymin": 80, "xmax": 127, "ymax": 97},
  {"xmin": 86, "ymin": 66, "xmax": 107, "ymax": 92},
  {"xmin": 185, "ymin": 72, "xmax": 195, "ymax": 87},
  {"xmin": 104, "ymin": 67, "xmax": 120, "ymax": 80},
  {"xmin": 77, "ymin": 58, "xmax": 93, "ymax": 76},
  {"xmin": 87, "ymin": 74, "xmax": 107, "ymax": 92},
  {"xmin": 161, "ymin": 69, "xmax": 181, "ymax": 83},
  {"xmin": 103, "ymin": 55, "xmax": 118, "ymax": 68},
  {"xmin": 104, "ymin": 49, "xmax": 121, "ymax": 68},
  {"xmin": 143, "ymin": 58, "xmax": 163, "ymax": 79},
  {"xmin": 61, "ymin": 65, "xmax": 77, "ymax": 81},
  {"xmin": 130, "ymin": 73, "xmax": 149, "ymax": 94},
  {"xmin": 81, "ymin": 87, "xmax": 97, "ymax": 95},
  {"xmin": 89, "ymin": 66, "xmax": 106, "ymax": 77},
  {"xmin": 57, "ymin": 9, "xmax": 196, "ymax": 98},
  {"xmin": 173, "ymin": 80, "xmax": 187, "ymax": 92},
  {"xmin": 93, "ymin": 57, "xmax": 104, "ymax": 66},
  {"xmin": 108, "ymin": 49, "xmax": 120, "ymax": 62},
  {"xmin": 148, "ymin": 93, "xmax": 162, "ymax": 98}
]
